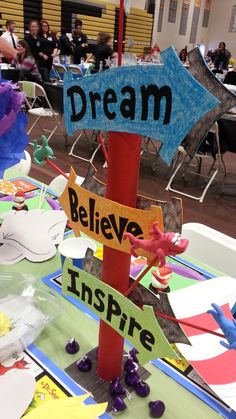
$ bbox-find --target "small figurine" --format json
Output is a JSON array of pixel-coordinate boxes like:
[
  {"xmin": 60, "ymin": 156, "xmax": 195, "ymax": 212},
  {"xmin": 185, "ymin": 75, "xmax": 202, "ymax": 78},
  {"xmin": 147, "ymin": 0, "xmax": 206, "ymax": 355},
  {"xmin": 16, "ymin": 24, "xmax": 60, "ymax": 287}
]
[
  {"xmin": 12, "ymin": 191, "xmax": 28, "ymax": 211},
  {"xmin": 151, "ymin": 266, "xmax": 172, "ymax": 293},
  {"xmin": 33, "ymin": 135, "xmax": 56, "ymax": 166},
  {"xmin": 123, "ymin": 222, "xmax": 188, "ymax": 266},
  {"xmin": 135, "ymin": 380, "xmax": 150, "ymax": 397},
  {"xmin": 208, "ymin": 303, "xmax": 236, "ymax": 350},
  {"xmin": 111, "ymin": 396, "xmax": 127, "ymax": 414}
]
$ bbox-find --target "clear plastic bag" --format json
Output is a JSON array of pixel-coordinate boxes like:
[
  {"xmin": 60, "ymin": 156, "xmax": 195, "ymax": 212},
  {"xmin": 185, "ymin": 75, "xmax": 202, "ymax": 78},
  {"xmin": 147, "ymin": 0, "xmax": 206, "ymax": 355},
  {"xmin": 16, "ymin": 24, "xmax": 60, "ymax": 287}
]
[{"xmin": 0, "ymin": 273, "xmax": 63, "ymax": 362}]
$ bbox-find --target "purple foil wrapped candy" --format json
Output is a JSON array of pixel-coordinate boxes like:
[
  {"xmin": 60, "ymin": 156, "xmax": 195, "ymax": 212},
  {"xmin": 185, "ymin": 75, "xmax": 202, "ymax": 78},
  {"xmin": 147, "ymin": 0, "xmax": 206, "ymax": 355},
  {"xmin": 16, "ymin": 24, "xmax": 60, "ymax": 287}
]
[
  {"xmin": 111, "ymin": 396, "xmax": 127, "ymax": 415},
  {"xmin": 110, "ymin": 377, "xmax": 126, "ymax": 396},
  {"xmin": 125, "ymin": 371, "xmax": 140, "ymax": 386},
  {"xmin": 65, "ymin": 338, "xmax": 80, "ymax": 354},
  {"xmin": 149, "ymin": 400, "xmax": 166, "ymax": 417},
  {"xmin": 124, "ymin": 358, "xmax": 138, "ymax": 373},
  {"xmin": 76, "ymin": 356, "xmax": 92, "ymax": 372},
  {"xmin": 135, "ymin": 380, "xmax": 150, "ymax": 397}
]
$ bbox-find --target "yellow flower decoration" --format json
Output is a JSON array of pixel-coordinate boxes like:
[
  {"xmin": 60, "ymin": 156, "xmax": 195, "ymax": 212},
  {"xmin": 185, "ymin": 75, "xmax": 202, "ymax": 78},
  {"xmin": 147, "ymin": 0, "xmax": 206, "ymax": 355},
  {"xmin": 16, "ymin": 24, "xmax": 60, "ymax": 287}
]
[{"xmin": 0, "ymin": 312, "xmax": 11, "ymax": 337}]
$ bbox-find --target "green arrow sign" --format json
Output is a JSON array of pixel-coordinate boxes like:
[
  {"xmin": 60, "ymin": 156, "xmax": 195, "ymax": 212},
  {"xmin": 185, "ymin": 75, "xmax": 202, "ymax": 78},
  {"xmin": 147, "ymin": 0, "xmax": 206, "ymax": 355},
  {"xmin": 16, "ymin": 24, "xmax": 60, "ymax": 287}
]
[{"xmin": 62, "ymin": 259, "xmax": 179, "ymax": 365}]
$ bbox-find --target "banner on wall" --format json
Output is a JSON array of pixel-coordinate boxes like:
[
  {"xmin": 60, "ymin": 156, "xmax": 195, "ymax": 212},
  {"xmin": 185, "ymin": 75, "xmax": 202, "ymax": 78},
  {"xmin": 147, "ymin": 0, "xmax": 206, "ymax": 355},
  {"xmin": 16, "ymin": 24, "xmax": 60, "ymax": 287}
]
[{"xmin": 63, "ymin": 47, "xmax": 220, "ymax": 164}]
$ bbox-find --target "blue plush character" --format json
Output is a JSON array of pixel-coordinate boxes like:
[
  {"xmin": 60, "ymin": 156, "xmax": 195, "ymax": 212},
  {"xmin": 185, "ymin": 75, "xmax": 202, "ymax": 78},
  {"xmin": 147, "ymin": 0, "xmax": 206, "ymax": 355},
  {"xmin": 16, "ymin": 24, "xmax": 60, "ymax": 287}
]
[{"xmin": 208, "ymin": 303, "xmax": 236, "ymax": 350}]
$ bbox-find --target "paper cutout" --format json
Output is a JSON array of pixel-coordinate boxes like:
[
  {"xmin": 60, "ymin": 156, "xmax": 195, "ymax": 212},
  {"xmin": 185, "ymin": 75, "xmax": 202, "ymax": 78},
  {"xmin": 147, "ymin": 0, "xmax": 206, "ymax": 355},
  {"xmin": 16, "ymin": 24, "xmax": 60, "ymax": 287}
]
[
  {"xmin": 185, "ymin": 47, "xmax": 236, "ymax": 157},
  {"xmin": 0, "ymin": 210, "xmax": 67, "ymax": 264},
  {"xmin": 0, "ymin": 370, "xmax": 36, "ymax": 419},
  {"xmin": 168, "ymin": 277, "xmax": 236, "ymax": 411},
  {"xmin": 62, "ymin": 258, "xmax": 179, "ymax": 364},
  {"xmin": 59, "ymin": 168, "xmax": 163, "ymax": 254},
  {"xmin": 11, "ymin": 179, "xmax": 38, "ymax": 193},
  {"xmin": 80, "ymin": 166, "xmax": 183, "ymax": 233},
  {"xmin": 24, "ymin": 393, "xmax": 107, "ymax": 419},
  {"xmin": 64, "ymin": 47, "xmax": 220, "ymax": 164},
  {"xmin": 83, "ymin": 248, "xmax": 190, "ymax": 345},
  {"xmin": 0, "ymin": 180, "xmax": 18, "ymax": 195}
]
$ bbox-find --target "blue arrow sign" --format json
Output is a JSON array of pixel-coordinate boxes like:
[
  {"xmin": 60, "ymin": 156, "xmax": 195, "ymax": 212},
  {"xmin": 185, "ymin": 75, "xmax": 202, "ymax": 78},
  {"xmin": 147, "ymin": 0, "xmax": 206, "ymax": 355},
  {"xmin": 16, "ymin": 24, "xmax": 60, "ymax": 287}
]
[{"xmin": 63, "ymin": 47, "xmax": 220, "ymax": 164}]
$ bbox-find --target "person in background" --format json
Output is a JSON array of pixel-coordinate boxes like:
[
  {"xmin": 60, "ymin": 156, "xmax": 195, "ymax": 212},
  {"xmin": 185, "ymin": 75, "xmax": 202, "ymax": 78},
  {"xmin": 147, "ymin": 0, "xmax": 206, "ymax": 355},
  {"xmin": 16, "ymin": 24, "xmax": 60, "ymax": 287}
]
[
  {"xmin": 59, "ymin": 29, "xmax": 72, "ymax": 63},
  {"xmin": 71, "ymin": 20, "xmax": 88, "ymax": 64},
  {"xmin": 1, "ymin": 20, "xmax": 18, "ymax": 49},
  {"xmin": 39, "ymin": 20, "xmax": 59, "ymax": 77},
  {"xmin": 12, "ymin": 40, "xmax": 42, "ymax": 84},
  {"xmin": 179, "ymin": 46, "xmax": 188, "ymax": 62},
  {"xmin": 25, "ymin": 20, "xmax": 40, "ymax": 61},
  {"xmin": 94, "ymin": 32, "xmax": 116, "ymax": 72},
  {"xmin": 213, "ymin": 42, "xmax": 231, "ymax": 70}
]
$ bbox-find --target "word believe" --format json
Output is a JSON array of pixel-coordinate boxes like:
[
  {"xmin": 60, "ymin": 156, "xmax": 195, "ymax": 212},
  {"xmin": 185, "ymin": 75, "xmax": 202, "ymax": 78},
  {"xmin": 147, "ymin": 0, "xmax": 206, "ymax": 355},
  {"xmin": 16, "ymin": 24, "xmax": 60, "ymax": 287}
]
[
  {"xmin": 59, "ymin": 168, "xmax": 163, "ymax": 253},
  {"xmin": 62, "ymin": 259, "xmax": 178, "ymax": 364}
]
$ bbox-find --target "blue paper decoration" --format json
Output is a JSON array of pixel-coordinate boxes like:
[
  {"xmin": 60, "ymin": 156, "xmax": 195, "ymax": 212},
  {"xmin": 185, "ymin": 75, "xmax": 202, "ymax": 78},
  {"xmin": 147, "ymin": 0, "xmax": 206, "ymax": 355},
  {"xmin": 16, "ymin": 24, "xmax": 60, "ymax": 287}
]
[{"xmin": 63, "ymin": 47, "xmax": 220, "ymax": 164}]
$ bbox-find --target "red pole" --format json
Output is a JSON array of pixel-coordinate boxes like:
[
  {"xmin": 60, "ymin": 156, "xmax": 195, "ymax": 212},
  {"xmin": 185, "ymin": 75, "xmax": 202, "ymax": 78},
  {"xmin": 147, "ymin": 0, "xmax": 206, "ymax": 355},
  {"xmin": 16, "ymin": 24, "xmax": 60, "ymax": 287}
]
[
  {"xmin": 97, "ymin": 0, "xmax": 142, "ymax": 381},
  {"xmin": 118, "ymin": 0, "xmax": 124, "ymax": 66},
  {"xmin": 97, "ymin": 133, "xmax": 142, "ymax": 381}
]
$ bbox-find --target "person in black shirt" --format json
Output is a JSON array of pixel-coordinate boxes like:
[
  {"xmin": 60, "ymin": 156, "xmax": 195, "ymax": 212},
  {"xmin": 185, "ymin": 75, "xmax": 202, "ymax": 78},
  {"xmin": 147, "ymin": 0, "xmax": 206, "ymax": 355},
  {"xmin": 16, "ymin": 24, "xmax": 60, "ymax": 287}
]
[
  {"xmin": 213, "ymin": 42, "xmax": 231, "ymax": 70},
  {"xmin": 39, "ymin": 20, "xmax": 59, "ymax": 77},
  {"xmin": 25, "ymin": 20, "xmax": 49, "ymax": 82},
  {"xmin": 71, "ymin": 20, "xmax": 88, "ymax": 64},
  {"xmin": 25, "ymin": 20, "xmax": 41, "ymax": 63},
  {"xmin": 94, "ymin": 32, "xmax": 116, "ymax": 72}
]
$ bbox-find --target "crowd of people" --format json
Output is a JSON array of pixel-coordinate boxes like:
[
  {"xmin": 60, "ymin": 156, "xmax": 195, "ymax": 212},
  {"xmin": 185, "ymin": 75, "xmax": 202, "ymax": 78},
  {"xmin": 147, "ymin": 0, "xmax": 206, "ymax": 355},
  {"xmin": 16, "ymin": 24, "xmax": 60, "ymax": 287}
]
[
  {"xmin": 0, "ymin": 19, "xmax": 117, "ymax": 83},
  {"xmin": 0, "ymin": 18, "xmax": 234, "ymax": 85}
]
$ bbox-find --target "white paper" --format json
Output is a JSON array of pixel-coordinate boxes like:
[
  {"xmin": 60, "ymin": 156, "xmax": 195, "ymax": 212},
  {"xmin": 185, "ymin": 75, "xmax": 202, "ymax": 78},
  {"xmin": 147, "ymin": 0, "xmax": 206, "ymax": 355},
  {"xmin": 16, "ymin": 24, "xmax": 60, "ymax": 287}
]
[
  {"xmin": 0, "ymin": 210, "xmax": 67, "ymax": 264},
  {"xmin": 0, "ymin": 370, "xmax": 36, "ymax": 419}
]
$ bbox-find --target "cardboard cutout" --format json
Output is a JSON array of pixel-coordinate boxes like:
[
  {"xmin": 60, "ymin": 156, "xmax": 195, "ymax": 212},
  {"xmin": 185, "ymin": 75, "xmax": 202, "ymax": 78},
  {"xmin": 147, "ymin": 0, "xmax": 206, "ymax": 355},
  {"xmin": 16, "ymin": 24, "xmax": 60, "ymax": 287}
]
[
  {"xmin": 62, "ymin": 258, "xmax": 179, "ymax": 364},
  {"xmin": 64, "ymin": 47, "xmax": 220, "ymax": 164}
]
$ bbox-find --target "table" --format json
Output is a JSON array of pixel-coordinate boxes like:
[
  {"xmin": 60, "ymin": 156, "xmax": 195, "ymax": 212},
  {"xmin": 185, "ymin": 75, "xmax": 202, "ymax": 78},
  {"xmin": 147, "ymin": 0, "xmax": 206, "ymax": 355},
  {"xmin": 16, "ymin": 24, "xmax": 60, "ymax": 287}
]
[
  {"xmin": 219, "ymin": 113, "xmax": 236, "ymax": 153},
  {"xmin": 44, "ymin": 82, "xmax": 63, "ymax": 114},
  {"xmin": 0, "ymin": 169, "xmax": 228, "ymax": 419},
  {"xmin": 1, "ymin": 68, "xmax": 20, "ymax": 82}
]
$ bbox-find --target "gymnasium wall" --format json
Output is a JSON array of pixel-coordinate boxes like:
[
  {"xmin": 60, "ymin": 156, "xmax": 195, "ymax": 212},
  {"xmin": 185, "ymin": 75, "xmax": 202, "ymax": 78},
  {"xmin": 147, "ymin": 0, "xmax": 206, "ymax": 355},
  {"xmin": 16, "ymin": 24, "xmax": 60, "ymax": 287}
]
[{"xmin": 0, "ymin": 0, "xmax": 153, "ymax": 55}]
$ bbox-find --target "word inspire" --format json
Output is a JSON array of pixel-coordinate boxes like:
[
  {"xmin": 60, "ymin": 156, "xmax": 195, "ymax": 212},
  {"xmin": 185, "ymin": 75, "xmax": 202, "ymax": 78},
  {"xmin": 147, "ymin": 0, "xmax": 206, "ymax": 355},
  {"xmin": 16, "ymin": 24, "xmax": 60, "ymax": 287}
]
[
  {"xmin": 68, "ymin": 188, "xmax": 143, "ymax": 243},
  {"xmin": 67, "ymin": 268, "xmax": 155, "ymax": 352},
  {"xmin": 67, "ymin": 84, "xmax": 172, "ymax": 124}
]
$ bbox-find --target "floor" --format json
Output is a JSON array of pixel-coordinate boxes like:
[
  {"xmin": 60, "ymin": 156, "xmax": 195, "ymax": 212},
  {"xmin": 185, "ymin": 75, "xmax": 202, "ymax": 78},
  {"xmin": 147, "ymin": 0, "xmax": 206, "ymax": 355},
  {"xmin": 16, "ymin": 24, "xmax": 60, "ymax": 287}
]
[{"xmin": 27, "ymin": 116, "xmax": 236, "ymax": 238}]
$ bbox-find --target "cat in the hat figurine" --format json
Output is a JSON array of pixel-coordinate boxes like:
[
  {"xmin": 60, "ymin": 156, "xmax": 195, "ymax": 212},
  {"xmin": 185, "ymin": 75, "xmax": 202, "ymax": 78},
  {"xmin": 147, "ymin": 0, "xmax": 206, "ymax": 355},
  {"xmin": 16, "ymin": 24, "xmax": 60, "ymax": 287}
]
[
  {"xmin": 150, "ymin": 266, "xmax": 172, "ymax": 293},
  {"xmin": 12, "ymin": 191, "xmax": 28, "ymax": 211}
]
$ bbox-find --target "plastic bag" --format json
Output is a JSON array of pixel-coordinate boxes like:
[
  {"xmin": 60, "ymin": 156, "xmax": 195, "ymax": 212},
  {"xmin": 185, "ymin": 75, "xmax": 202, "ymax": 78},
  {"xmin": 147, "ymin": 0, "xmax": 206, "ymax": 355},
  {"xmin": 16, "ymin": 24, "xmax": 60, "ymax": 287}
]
[{"xmin": 0, "ymin": 273, "xmax": 63, "ymax": 362}]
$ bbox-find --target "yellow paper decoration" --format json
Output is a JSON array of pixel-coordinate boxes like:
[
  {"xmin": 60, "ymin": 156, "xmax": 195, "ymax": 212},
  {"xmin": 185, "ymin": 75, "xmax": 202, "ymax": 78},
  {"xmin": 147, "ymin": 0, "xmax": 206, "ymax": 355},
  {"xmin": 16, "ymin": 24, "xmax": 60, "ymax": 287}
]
[
  {"xmin": 24, "ymin": 394, "xmax": 108, "ymax": 419},
  {"xmin": 0, "ymin": 312, "xmax": 11, "ymax": 337}
]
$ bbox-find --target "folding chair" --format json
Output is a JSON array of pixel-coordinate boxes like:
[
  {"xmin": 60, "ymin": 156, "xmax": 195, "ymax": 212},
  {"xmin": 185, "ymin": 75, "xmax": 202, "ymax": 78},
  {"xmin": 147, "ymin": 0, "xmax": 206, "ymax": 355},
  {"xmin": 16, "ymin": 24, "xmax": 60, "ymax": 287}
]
[
  {"xmin": 19, "ymin": 81, "xmax": 65, "ymax": 143},
  {"xmin": 67, "ymin": 64, "xmax": 83, "ymax": 79},
  {"xmin": 68, "ymin": 129, "xmax": 101, "ymax": 164},
  {"xmin": 166, "ymin": 122, "xmax": 226, "ymax": 203},
  {"xmin": 52, "ymin": 63, "xmax": 67, "ymax": 82}
]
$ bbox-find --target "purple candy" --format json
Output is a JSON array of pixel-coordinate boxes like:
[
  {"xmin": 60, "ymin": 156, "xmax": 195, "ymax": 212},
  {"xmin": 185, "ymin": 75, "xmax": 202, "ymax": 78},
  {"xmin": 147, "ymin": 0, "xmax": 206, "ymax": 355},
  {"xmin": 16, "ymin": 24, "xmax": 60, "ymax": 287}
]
[
  {"xmin": 124, "ymin": 358, "xmax": 138, "ymax": 373},
  {"xmin": 129, "ymin": 348, "xmax": 139, "ymax": 363},
  {"xmin": 125, "ymin": 371, "xmax": 140, "ymax": 386},
  {"xmin": 149, "ymin": 401, "xmax": 166, "ymax": 418},
  {"xmin": 76, "ymin": 356, "xmax": 92, "ymax": 372},
  {"xmin": 111, "ymin": 396, "xmax": 127, "ymax": 415},
  {"xmin": 65, "ymin": 338, "xmax": 79, "ymax": 354},
  {"xmin": 135, "ymin": 380, "xmax": 150, "ymax": 397},
  {"xmin": 110, "ymin": 377, "xmax": 126, "ymax": 396}
]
